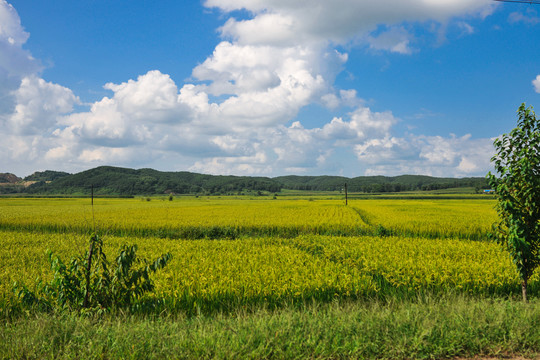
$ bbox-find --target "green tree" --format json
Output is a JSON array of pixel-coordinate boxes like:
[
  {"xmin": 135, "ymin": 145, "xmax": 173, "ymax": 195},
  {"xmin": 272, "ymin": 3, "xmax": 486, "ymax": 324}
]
[{"xmin": 488, "ymin": 103, "xmax": 540, "ymax": 302}]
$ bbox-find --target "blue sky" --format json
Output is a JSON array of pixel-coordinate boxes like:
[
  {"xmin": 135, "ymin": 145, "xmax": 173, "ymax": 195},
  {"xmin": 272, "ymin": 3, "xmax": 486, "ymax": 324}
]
[{"xmin": 1, "ymin": 0, "xmax": 540, "ymax": 177}]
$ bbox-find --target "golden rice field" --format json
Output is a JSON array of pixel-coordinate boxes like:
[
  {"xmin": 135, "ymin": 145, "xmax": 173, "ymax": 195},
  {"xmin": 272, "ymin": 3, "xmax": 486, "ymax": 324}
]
[
  {"xmin": 0, "ymin": 196, "xmax": 534, "ymax": 314},
  {"xmin": 0, "ymin": 197, "xmax": 365, "ymax": 238},
  {"xmin": 0, "ymin": 197, "xmax": 495, "ymax": 239}
]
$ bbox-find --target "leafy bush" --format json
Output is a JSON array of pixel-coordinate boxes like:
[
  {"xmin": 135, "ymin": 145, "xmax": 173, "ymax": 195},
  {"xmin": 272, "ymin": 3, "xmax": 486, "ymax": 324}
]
[{"xmin": 13, "ymin": 234, "xmax": 171, "ymax": 312}]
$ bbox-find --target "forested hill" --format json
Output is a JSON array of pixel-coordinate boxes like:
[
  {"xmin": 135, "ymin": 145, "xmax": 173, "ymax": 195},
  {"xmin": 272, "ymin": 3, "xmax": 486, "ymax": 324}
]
[
  {"xmin": 1, "ymin": 166, "xmax": 489, "ymax": 195},
  {"xmin": 274, "ymin": 174, "xmax": 488, "ymax": 193},
  {"xmin": 20, "ymin": 166, "xmax": 281, "ymax": 195}
]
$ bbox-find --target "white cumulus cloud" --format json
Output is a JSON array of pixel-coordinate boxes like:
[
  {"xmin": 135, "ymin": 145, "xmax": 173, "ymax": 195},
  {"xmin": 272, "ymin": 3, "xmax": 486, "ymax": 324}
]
[
  {"xmin": 191, "ymin": 42, "xmax": 334, "ymax": 128},
  {"xmin": 0, "ymin": 0, "xmax": 42, "ymax": 115},
  {"xmin": 205, "ymin": 0, "xmax": 495, "ymax": 46},
  {"xmin": 0, "ymin": 0, "xmax": 500, "ymax": 177},
  {"xmin": 533, "ymin": 75, "xmax": 540, "ymax": 93},
  {"xmin": 354, "ymin": 134, "xmax": 494, "ymax": 177},
  {"xmin": 7, "ymin": 75, "xmax": 78, "ymax": 135}
]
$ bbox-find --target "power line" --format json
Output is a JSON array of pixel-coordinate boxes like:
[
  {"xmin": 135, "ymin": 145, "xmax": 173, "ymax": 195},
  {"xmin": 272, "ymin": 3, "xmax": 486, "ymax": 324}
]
[{"xmin": 494, "ymin": 0, "xmax": 540, "ymax": 4}]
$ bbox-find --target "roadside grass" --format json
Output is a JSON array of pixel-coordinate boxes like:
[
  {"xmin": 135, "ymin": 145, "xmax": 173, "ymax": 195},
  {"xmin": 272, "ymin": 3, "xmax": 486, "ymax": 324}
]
[{"xmin": 2, "ymin": 294, "xmax": 540, "ymax": 360}]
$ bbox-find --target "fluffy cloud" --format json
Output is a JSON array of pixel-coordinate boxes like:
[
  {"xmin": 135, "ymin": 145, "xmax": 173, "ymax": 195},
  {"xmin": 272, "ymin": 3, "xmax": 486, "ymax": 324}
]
[
  {"xmin": 56, "ymin": 71, "xmax": 197, "ymax": 149},
  {"xmin": 1, "ymin": 62, "xmax": 495, "ymax": 177},
  {"xmin": 355, "ymin": 134, "xmax": 494, "ymax": 177},
  {"xmin": 7, "ymin": 75, "xmax": 78, "ymax": 135},
  {"xmin": 367, "ymin": 27, "xmax": 414, "ymax": 54},
  {"xmin": 190, "ymin": 152, "xmax": 271, "ymax": 175},
  {"xmin": 1, "ymin": 0, "xmax": 499, "ymax": 178},
  {"xmin": 0, "ymin": 0, "xmax": 27, "ymax": 45},
  {"xmin": 103, "ymin": 70, "xmax": 192, "ymax": 123},
  {"xmin": 0, "ymin": 1, "xmax": 80, "ymax": 174},
  {"xmin": 533, "ymin": 75, "xmax": 540, "ymax": 93},
  {"xmin": 0, "ymin": 0, "xmax": 42, "ymax": 114},
  {"xmin": 205, "ymin": 0, "xmax": 495, "ymax": 46},
  {"xmin": 184, "ymin": 104, "xmax": 494, "ymax": 177},
  {"xmin": 321, "ymin": 89, "xmax": 361, "ymax": 110},
  {"xmin": 191, "ymin": 42, "xmax": 337, "ymax": 128}
]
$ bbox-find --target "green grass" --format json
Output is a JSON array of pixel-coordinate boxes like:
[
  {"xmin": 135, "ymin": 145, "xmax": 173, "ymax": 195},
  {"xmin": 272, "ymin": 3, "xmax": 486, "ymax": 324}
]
[{"xmin": 2, "ymin": 295, "xmax": 540, "ymax": 359}]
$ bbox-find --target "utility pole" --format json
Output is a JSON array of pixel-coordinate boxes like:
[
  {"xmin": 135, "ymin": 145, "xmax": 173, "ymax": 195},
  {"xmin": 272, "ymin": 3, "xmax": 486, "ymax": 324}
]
[
  {"xmin": 344, "ymin": 183, "xmax": 348, "ymax": 206},
  {"xmin": 84, "ymin": 184, "xmax": 95, "ymax": 309}
]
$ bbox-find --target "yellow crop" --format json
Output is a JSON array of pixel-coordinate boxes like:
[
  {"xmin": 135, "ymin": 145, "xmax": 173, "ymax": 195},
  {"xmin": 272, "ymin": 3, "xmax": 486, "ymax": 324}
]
[
  {"xmin": 0, "ymin": 198, "xmax": 367, "ymax": 237},
  {"xmin": 0, "ymin": 196, "xmax": 530, "ymax": 312},
  {"xmin": 350, "ymin": 199, "xmax": 497, "ymax": 239}
]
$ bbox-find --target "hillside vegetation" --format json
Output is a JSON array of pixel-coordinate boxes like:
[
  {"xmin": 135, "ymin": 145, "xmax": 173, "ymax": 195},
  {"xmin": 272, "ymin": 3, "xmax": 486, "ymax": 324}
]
[{"xmin": 0, "ymin": 166, "xmax": 489, "ymax": 196}]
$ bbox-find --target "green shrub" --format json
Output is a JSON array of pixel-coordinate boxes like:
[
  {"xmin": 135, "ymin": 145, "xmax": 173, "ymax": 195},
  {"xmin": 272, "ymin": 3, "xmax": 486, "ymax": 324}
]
[{"xmin": 13, "ymin": 234, "xmax": 171, "ymax": 312}]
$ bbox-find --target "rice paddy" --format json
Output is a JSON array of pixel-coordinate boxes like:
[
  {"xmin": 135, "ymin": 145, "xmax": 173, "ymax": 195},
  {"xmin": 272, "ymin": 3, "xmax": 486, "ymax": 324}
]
[{"xmin": 2, "ymin": 195, "xmax": 534, "ymax": 316}]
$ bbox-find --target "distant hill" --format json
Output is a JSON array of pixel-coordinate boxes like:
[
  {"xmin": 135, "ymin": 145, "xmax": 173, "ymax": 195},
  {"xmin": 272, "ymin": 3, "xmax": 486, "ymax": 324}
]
[
  {"xmin": 25, "ymin": 166, "xmax": 281, "ymax": 195},
  {"xmin": 0, "ymin": 173, "xmax": 22, "ymax": 184},
  {"xmin": 24, "ymin": 170, "xmax": 71, "ymax": 182},
  {"xmin": 1, "ymin": 166, "xmax": 489, "ymax": 196},
  {"xmin": 0, "ymin": 173, "xmax": 24, "ymax": 195},
  {"xmin": 275, "ymin": 174, "xmax": 488, "ymax": 193}
]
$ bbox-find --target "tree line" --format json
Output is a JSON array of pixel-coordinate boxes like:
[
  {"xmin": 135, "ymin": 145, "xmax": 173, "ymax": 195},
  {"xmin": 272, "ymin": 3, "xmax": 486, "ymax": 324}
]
[{"xmin": 0, "ymin": 166, "xmax": 489, "ymax": 196}]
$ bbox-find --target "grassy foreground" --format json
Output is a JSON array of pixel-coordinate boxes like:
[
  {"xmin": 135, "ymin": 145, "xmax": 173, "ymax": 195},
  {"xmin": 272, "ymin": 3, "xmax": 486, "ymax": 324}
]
[{"xmin": 2, "ymin": 295, "xmax": 540, "ymax": 359}]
